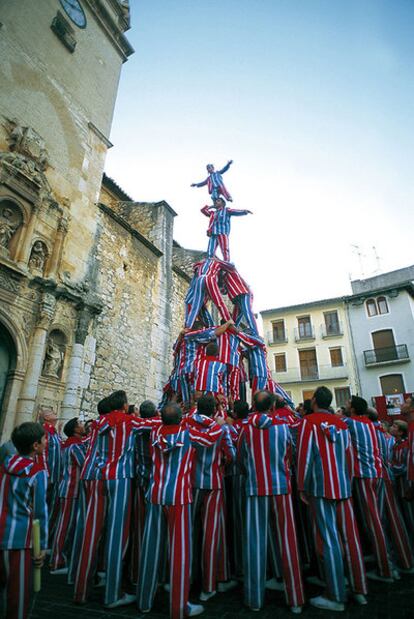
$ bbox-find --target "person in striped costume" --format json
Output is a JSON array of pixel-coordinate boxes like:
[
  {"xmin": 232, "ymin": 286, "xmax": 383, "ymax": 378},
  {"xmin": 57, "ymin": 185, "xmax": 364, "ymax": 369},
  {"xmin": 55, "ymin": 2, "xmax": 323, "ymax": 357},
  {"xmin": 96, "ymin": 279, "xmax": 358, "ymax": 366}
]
[
  {"xmin": 191, "ymin": 161, "xmax": 234, "ymax": 202},
  {"xmin": 391, "ymin": 420, "xmax": 414, "ymax": 542},
  {"xmin": 194, "ymin": 341, "xmax": 228, "ymax": 398},
  {"xmin": 0, "ymin": 422, "xmax": 48, "ymax": 619},
  {"xmin": 200, "ymin": 198, "xmax": 251, "ymax": 262},
  {"xmin": 368, "ymin": 409, "xmax": 414, "ymax": 573},
  {"xmin": 74, "ymin": 390, "xmax": 159, "ymax": 609},
  {"xmin": 297, "ymin": 386, "xmax": 367, "ymax": 612},
  {"xmin": 222, "ymin": 267, "xmax": 259, "ymax": 335},
  {"xmin": 36, "ymin": 409, "xmax": 62, "ymax": 546},
  {"xmin": 185, "ymin": 258, "xmax": 233, "ymax": 329},
  {"xmin": 189, "ymin": 395, "xmax": 236, "ymax": 601},
  {"xmin": 401, "ymin": 396, "xmax": 414, "ymax": 531},
  {"xmin": 50, "ymin": 417, "xmax": 87, "ymax": 575},
  {"xmin": 238, "ymin": 390, "xmax": 305, "ymax": 614},
  {"xmin": 137, "ymin": 402, "xmax": 224, "ymax": 618},
  {"xmin": 344, "ymin": 396, "xmax": 394, "ymax": 582}
]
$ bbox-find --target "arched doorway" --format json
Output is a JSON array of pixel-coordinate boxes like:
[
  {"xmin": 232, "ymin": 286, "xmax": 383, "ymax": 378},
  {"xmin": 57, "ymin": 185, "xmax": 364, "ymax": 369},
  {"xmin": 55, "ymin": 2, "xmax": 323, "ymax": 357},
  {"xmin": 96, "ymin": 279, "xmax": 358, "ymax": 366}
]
[{"xmin": 0, "ymin": 325, "xmax": 17, "ymax": 432}]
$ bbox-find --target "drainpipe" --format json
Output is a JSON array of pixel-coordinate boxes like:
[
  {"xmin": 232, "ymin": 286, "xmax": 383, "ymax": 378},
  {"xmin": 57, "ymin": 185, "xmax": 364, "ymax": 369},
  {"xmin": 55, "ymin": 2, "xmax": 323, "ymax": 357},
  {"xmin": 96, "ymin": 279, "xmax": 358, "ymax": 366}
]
[{"xmin": 345, "ymin": 301, "xmax": 361, "ymax": 395}]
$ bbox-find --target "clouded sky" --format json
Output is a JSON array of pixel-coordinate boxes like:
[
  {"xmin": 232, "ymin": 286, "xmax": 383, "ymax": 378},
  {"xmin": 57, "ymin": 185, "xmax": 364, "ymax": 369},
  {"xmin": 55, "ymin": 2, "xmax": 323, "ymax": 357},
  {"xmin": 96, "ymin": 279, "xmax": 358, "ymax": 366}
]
[{"xmin": 105, "ymin": 0, "xmax": 414, "ymax": 314}]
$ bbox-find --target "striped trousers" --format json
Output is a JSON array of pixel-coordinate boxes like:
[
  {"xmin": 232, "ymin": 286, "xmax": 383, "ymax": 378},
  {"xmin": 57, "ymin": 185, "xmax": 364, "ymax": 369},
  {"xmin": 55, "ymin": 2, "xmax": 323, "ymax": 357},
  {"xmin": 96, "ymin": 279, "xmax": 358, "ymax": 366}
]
[
  {"xmin": 207, "ymin": 234, "xmax": 230, "ymax": 262},
  {"xmin": 353, "ymin": 477, "xmax": 393, "ymax": 578},
  {"xmin": 50, "ymin": 497, "xmax": 78, "ymax": 570},
  {"xmin": 378, "ymin": 479, "xmax": 413, "ymax": 569},
  {"xmin": 192, "ymin": 489, "xmax": 224, "ymax": 593},
  {"xmin": 232, "ymin": 294, "xmax": 258, "ymax": 335},
  {"xmin": 0, "ymin": 549, "xmax": 31, "ymax": 619},
  {"xmin": 309, "ymin": 496, "xmax": 367, "ymax": 603},
  {"xmin": 68, "ymin": 482, "xmax": 86, "ymax": 584},
  {"xmin": 74, "ymin": 478, "xmax": 131, "ymax": 605},
  {"xmin": 130, "ymin": 483, "xmax": 146, "ymax": 584},
  {"xmin": 244, "ymin": 494, "xmax": 305, "ymax": 610},
  {"xmin": 186, "ymin": 275, "xmax": 231, "ymax": 329},
  {"xmin": 137, "ymin": 503, "xmax": 192, "ymax": 619}
]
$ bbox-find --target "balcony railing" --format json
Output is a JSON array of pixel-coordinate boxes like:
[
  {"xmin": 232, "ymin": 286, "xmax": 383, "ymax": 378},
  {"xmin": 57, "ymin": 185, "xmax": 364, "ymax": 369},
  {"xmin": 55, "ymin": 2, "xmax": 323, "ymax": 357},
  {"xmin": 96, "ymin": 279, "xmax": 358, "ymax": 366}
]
[
  {"xmin": 267, "ymin": 332, "xmax": 288, "ymax": 346},
  {"xmin": 364, "ymin": 344, "xmax": 410, "ymax": 366},
  {"xmin": 272, "ymin": 364, "xmax": 349, "ymax": 384},
  {"xmin": 321, "ymin": 322, "xmax": 343, "ymax": 338},
  {"xmin": 294, "ymin": 325, "xmax": 315, "ymax": 341}
]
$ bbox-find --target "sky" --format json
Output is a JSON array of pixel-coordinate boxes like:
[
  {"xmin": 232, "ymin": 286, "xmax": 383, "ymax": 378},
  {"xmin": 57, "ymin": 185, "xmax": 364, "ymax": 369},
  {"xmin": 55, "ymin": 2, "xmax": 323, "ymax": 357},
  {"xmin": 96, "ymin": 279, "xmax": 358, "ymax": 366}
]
[{"xmin": 105, "ymin": 0, "xmax": 414, "ymax": 314}]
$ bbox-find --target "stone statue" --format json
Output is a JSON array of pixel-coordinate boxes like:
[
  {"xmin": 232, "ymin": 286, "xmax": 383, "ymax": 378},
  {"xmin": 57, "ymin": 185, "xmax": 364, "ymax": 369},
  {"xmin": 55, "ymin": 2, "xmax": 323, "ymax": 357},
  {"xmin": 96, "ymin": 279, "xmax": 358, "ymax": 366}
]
[
  {"xmin": 43, "ymin": 339, "xmax": 64, "ymax": 378},
  {"xmin": 29, "ymin": 240, "xmax": 47, "ymax": 273},
  {"xmin": 0, "ymin": 207, "xmax": 19, "ymax": 250}
]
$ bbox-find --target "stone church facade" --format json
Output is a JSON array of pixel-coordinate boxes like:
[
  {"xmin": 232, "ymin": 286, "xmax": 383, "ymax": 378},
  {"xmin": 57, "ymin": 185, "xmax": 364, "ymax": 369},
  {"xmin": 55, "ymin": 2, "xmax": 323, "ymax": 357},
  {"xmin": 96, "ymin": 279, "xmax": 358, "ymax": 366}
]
[{"xmin": 0, "ymin": 1, "xmax": 197, "ymax": 440}]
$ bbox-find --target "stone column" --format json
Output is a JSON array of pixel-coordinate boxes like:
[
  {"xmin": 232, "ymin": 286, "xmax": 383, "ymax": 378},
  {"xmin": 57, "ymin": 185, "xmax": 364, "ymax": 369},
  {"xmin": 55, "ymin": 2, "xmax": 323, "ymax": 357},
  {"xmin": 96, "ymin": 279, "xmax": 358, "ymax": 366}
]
[
  {"xmin": 61, "ymin": 308, "xmax": 92, "ymax": 422},
  {"xmin": 15, "ymin": 292, "xmax": 56, "ymax": 424},
  {"xmin": 46, "ymin": 213, "xmax": 69, "ymax": 279},
  {"xmin": 15, "ymin": 201, "xmax": 40, "ymax": 268}
]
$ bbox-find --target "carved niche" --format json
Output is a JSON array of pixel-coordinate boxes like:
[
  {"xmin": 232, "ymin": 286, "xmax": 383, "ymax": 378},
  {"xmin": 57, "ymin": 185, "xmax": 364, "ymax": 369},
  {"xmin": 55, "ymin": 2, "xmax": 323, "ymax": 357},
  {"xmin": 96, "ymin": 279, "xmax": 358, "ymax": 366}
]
[
  {"xmin": 28, "ymin": 240, "xmax": 48, "ymax": 275},
  {"xmin": 42, "ymin": 329, "xmax": 66, "ymax": 380},
  {"xmin": 0, "ymin": 199, "xmax": 23, "ymax": 258}
]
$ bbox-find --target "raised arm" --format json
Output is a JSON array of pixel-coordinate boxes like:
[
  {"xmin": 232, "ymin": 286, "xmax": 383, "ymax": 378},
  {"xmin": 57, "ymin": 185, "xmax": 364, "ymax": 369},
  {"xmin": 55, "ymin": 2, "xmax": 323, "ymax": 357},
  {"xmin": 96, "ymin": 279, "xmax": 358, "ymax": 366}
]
[
  {"xmin": 191, "ymin": 177, "xmax": 208, "ymax": 188},
  {"xmin": 217, "ymin": 160, "xmax": 233, "ymax": 175},
  {"xmin": 201, "ymin": 205, "xmax": 213, "ymax": 217},
  {"xmin": 228, "ymin": 208, "xmax": 252, "ymax": 217}
]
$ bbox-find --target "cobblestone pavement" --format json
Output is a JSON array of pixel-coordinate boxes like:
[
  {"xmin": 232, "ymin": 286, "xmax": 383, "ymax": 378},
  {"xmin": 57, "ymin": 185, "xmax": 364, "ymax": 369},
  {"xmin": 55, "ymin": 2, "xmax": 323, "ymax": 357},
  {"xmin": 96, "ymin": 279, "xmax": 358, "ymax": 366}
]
[{"xmin": 30, "ymin": 571, "xmax": 414, "ymax": 619}]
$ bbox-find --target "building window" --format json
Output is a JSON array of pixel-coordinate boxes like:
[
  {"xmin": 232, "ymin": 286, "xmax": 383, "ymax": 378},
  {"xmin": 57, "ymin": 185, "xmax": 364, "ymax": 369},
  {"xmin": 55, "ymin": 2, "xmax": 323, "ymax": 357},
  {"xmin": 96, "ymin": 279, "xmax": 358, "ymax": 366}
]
[
  {"xmin": 271, "ymin": 320, "xmax": 286, "ymax": 343},
  {"xmin": 274, "ymin": 353, "xmax": 287, "ymax": 372},
  {"xmin": 299, "ymin": 349, "xmax": 318, "ymax": 379},
  {"xmin": 377, "ymin": 296, "xmax": 389, "ymax": 315},
  {"xmin": 298, "ymin": 316, "xmax": 313, "ymax": 338},
  {"xmin": 380, "ymin": 374, "xmax": 405, "ymax": 395},
  {"xmin": 366, "ymin": 299, "xmax": 378, "ymax": 317},
  {"xmin": 330, "ymin": 347, "xmax": 344, "ymax": 367},
  {"xmin": 334, "ymin": 387, "xmax": 351, "ymax": 408},
  {"xmin": 324, "ymin": 311, "xmax": 340, "ymax": 335}
]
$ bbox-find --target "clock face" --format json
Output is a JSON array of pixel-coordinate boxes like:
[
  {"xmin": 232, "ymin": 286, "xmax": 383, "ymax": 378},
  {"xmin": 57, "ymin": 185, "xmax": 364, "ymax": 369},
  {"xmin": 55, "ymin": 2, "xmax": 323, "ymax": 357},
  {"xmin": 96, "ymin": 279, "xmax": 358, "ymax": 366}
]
[{"xmin": 59, "ymin": 0, "xmax": 87, "ymax": 29}]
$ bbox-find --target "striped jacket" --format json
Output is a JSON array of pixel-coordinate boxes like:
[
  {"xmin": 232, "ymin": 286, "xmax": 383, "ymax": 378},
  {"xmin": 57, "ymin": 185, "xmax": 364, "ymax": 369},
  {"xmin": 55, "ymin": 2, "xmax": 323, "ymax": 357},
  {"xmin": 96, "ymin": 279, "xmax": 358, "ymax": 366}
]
[
  {"xmin": 181, "ymin": 327, "xmax": 217, "ymax": 375},
  {"xmin": 201, "ymin": 205, "xmax": 250, "ymax": 236},
  {"xmin": 238, "ymin": 413, "xmax": 292, "ymax": 496},
  {"xmin": 408, "ymin": 422, "xmax": 414, "ymax": 482},
  {"xmin": 392, "ymin": 439, "xmax": 408, "ymax": 477},
  {"xmin": 245, "ymin": 338, "xmax": 268, "ymax": 379},
  {"xmin": 373, "ymin": 422, "xmax": 394, "ymax": 481},
  {"xmin": 194, "ymin": 355, "xmax": 227, "ymax": 394},
  {"xmin": 296, "ymin": 411, "xmax": 353, "ymax": 499},
  {"xmin": 194, "ymin": 162, "xmax": 232, "ymax": 194},
  {"xmin": 58, "ymin": 437, "xmax": 87, "ymax": 498},
  {"xmin": 191, "ymin": 414, "xmax": 235, "ymax": 489},
  {"xmin": 36, "ymin": 423, "xmax": 62, "ymax": 483},
  {"xmin": 147, "ymin": 417, "xmax": 223, "ymax": 505},
  {"xmin": 0, "ymin": 455, "xmax": 48, "ymax": 550},
  {"xmin": 223, "ymin": 269, "xmax": 250, "ymax": 299},
  {"xmin": 344, "ymin": 416, "xmax": 382, "ymax": 479},
  {"xmin": 81, "ymin": 411, "xmax": 157, "ymax": 480}
]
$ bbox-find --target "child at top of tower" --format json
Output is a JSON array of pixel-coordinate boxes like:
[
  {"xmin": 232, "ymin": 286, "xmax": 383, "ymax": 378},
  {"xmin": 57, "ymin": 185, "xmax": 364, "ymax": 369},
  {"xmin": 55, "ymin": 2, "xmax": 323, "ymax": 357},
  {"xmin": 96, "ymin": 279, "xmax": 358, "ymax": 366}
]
[
  {"xmin": 201, "ymin": 197, "xmax": 252, "ymax": 262},
  {"xmin": 191, "ymin": 160, "xmax": 234, "ymax": 201}
]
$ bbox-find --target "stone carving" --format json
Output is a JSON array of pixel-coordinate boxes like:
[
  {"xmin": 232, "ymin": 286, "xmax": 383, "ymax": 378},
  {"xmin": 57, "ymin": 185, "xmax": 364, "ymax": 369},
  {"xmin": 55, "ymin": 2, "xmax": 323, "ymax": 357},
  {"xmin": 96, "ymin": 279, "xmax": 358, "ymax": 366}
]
[
  {"xmin": 43, "ymin": 330, "xmax": 66, "ymax": 379},
  {"xmin": 3, "ymin": 118, "xmax": 49, "ymax": 171},
  {"xmin": 29, "ymin": 240, "xmax": 48, "ymax": 274},
  {"xmin": 0, "ymin": 202, "xmax": 23, "ymax": 255},
  {"xmin": 37, "ymin": 292, "xmax": 56, "ymax": 328}
]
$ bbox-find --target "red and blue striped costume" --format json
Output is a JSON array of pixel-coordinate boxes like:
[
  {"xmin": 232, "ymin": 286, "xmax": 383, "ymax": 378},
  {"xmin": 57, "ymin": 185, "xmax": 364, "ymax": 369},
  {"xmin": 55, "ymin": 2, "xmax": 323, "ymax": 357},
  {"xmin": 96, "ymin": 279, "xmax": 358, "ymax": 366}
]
[
  {"xmin": 185, "ymin": 259, "xmax": 232, "ymax": 328},
  {"xmin": 408, "ymin": 422, "xmax": 414, "ymax": 482},
  {"xmin": 194, "ymin": 354, "xmax": 227, "ymax": 395},
  {"xmin": 344, "ymin": 416, "xmax": 393, "ymax": 578},
  {"xmin": 201, "ymin": 205, "xmax": 250, "ymax": 262},
  {"xmin": 193, "ymin": 162, "xmax": 233, "ymax": 201},
  {"xmin": 218, "ymin": 328, "xmax": 258, "ymax": 400},
  {"xmin": 392, "ymin": 438, "xmax": 414, "ymax": 538},
  {"xmin": 36, "ymin": 424, "xmax": 62, "ymax": 543},
  {"xmin": 373, "ymin": 423, "xmax": 413, "ymax": 570},
  {"xmin": 191, "ymin": 414, "xmax": 235, "ymax": 593},
  {"xmin": 297, "ymin": 412, "xmax": 367, "ymax": 603},
  {"xmin": 74, "ymin": 412, "xmax": 155, "ymax": 606},
  {"xmin": 137, "ymin": 417, "xmax": 222, "ymax": 619},
  {"xmin": 50, "ymin": 437, "xmax": 87, "ymax": 571},
  {"xmin": 238, "ymin": 413, "xmax": 305, "ymax": 610},
  {"xmin": 0, "ymin": 455, "xmax": 48, "ymax": 619},
  {"xmin": 223, "ymin": 268, "xmax": 258, "ymax": 335}
]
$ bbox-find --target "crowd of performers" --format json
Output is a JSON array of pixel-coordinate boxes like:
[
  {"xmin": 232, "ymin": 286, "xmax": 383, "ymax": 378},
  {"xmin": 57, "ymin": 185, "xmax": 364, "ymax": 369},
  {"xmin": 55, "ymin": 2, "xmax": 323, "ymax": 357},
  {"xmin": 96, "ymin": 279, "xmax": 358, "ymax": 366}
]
[{"xmin": 1, "ymin": 389, "xmax": 414, "ymax": 619}]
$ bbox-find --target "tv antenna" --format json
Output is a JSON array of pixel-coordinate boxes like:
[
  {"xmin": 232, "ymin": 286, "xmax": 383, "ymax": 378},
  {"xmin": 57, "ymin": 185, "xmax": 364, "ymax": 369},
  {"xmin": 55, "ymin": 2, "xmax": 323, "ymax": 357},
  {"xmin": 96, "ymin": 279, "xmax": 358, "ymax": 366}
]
[
  {"xmin": 372, "ymin": 245, "xmax": 382, "ymax": 274},
  {"xmin": 351, "ymin": 244, "xmax": 366, "ymax": 278}
]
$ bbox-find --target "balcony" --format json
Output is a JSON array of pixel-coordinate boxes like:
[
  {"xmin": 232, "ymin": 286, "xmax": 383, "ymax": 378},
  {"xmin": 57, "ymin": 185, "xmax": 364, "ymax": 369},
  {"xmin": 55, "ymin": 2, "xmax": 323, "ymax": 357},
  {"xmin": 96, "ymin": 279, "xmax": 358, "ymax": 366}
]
[
  {"xmin": 267, "ymin": 332, "xmax": 288, "ymax": 346},
  {"xmin": 321, "ymin": 322, "xmax": 344, "ymax": 338},
  {"xmin": 294, "ymin": 325, "xmax": 315, "ymax": 342},
  {"xmin": 363, "ymin": 344, "xmax": 410, "ymax": 367},
  {"xmin": 272, "ymin": 364, "xmax": 349, "ymax": 384}
]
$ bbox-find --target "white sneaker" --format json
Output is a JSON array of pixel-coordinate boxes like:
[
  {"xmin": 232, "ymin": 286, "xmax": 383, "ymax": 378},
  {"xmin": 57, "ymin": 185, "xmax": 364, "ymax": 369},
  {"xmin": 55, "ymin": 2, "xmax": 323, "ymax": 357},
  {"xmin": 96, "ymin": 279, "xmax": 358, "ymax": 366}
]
[
  {"xmin": 353, "ymin": 594, "xmax": 368, "ymax": 605},
  {"xmin": 187, "ymin": 602, "xmax": 205, "ymax": 616},
  {"xmin": 310, "ymin": 596, "xmax": 345, "ymax": 612},
  {"xmin": 199, "ymin": 591, "xmax": 216, "ymax": 601},
  {"xmin": 50, "ymin": 567, "xmax": 68, "ymax": 575},
  {"xmin": 367, "ymin": 570, "xmax": 394, "ymax": 583},
  {"xmin": 290, "ymin": 606, "xmax": 302, "ymax": 614},
  {"xmin": 104, "ymin": 593, "xmax": 136, "ymax": 609},
  {"xmin": 265, "ymin": 578, "xmax": 284, "ymax": 591},
  {"xmin": 217, "ymin": 579, "xmax": 238, "ymax": 592}
]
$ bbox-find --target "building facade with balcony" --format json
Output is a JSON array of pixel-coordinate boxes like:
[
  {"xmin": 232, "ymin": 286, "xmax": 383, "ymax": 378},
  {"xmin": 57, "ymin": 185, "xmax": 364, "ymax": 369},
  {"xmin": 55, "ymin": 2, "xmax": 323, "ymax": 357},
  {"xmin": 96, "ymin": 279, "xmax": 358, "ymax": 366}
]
[
  {"xmin": 345, "ymin": 266, "xmax": 414, "ymax": 401},
  {"xmin": 261, "ymin": 297, "xmax": 359, "ymax": 408}
]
